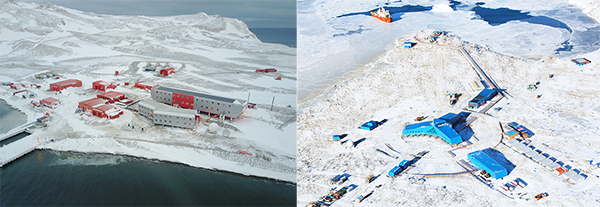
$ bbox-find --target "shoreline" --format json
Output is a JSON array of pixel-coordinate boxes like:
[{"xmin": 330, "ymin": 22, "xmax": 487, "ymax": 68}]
[
  {"xmin": 31, "ymin": 148, "xmax": 297, "ymax": 185},
  {"xmin": 35, "ymin": 135, "xmax": 296, "ymax": 183}
]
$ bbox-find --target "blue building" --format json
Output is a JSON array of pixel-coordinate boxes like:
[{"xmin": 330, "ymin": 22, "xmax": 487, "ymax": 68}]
[
  {"xmin": 360, "ymin": 119, "xmax": 387, "ymax": 131},
  {"xmin": 401, "ymin": 113, "xmax": 467, "ymax": 145},
  {"xmin": 468, "ymin": 149, "xmax": 508, "ymax": 179},
  {"xmin": 468, "ymin": 89, "xmax": 497, "ymax": 109},
  {"xmin": 403, "ymin": 42, "xmax": 413, "ymax": 49}
]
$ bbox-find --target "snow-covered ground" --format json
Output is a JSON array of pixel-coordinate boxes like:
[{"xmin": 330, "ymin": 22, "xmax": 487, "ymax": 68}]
[
  {"xmin": 298, "ymin": 0, "xmax": 600, "ymax": 102},
  {"xmin": 0, "ymin": 1, "xmax": 295, "ymax": 182},
  {"xmin": 297, "ymin": 3, "xmax": 600, "ymax": 205}
]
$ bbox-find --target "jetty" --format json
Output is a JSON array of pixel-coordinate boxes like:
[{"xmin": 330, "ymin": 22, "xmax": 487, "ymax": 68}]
[
  {"xmin": 0, "ymin": 121, "xmax": 36, "ymax": 142},
  {"xmin": 0, "ymin": 134, "xmax": 40, "ymax": 167}
]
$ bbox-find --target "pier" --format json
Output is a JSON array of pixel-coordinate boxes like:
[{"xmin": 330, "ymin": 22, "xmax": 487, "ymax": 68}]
[
  {"xmin": 0, "ymin": 121, "xmax": 36, "ymax": 142},
  {"xmin": 0, "ymin": 134, "xmax": 40, "ymax": 167}
]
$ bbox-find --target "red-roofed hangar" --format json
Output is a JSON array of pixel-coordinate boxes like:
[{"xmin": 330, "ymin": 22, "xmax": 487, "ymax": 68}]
[{"xmin": 50, "ymin": 79, "xmax": 82, "ymax": 91}]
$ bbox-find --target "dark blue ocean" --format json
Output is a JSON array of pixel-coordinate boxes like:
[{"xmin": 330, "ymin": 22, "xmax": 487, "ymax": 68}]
[
  {"xmin": 250, "ymin": 28, "xmax": 296, "ymax": 48},
  {"xmin": 0, "ymin": 150, "xmax": 295, "ymax": 206}
]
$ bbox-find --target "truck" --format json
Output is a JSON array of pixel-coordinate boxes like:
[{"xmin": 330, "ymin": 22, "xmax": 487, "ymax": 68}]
[{"xmin": 468, "ymin": 89, "xmax": 497, "ymax": 109}]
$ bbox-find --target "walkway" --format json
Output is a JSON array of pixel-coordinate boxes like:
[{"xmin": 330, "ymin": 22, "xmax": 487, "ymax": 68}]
[{"xmin": 0, "ymin": 121, "xmax": 36, "ymax": 142}]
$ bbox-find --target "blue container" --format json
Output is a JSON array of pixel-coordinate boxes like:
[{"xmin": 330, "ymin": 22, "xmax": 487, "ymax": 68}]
[
  {"xmin": 388, "ymin": 166, "xmax": 402, "ymax": 177},
  {"xmin": 398, "ymin": 160, "xmax": 410, "ymax": 169},
  {"xmin": 333, "ymin": 135, "xmax": 341, "ymax": 141}
]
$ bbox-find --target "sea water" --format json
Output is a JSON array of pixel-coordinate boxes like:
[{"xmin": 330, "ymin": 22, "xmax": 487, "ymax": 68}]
[
  {"xmin": 0, "ymin": 150, "xmax": 295, "ymax": 206},
  {"xmin": 251, "ymin": 28, "xmax": 297, "ymax": 48}
]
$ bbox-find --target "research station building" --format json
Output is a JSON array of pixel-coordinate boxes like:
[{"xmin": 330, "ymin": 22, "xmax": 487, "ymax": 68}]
[
  {"xmin": 138, "ymin": 99, "xmax": 196, "ymax": 129},
  {"xmin": 151, "ymin": 86, "xmax": 247, "ymax": 119}
]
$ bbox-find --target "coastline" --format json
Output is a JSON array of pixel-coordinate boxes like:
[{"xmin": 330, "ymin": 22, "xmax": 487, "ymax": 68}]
[{"xmin": 37, "ymin": 136, "xmax": 296, "ymax": 183}]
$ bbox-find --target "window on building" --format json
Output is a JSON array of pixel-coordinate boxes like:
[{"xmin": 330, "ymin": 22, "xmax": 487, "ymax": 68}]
[
  {"xmin": 229, "ymin": 105, "xmax": 231, "ymax": 107},
  {"xmin": 212, "ymin": 102, "xmax": 214, "ymax": 104},
  {"xmin": 218, "ymin": 103, "xmax": 220, "ymax": 105}
]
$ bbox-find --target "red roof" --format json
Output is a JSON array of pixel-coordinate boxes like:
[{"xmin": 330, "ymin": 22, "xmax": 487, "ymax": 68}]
[
  {"xmin": 41, "ymin": 97, "xmax": 60, "ymax": 104},
  {"xmin": 51, "ymin": 79, "xmax": 82, "ymax": 87},
  {"xmin": 98, "ymin": 91, "xmax": 124, "ymax": 99},
  {"xmin": 79, "ymin": 97, "xmax": 106, "ymax": 109},
  {"xmin": 94, "ymin": 104, "xmax": 116, "ymax": 112},
  {"xmin": 93, "ymin": 80, "xmax": 109, "ymax": 86},
  {"xmin": 50, "ymin": 79, "xmax": 82, "ymax": 91}
]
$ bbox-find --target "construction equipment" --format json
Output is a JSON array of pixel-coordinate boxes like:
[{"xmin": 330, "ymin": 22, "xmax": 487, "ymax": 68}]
[
  {"xmin": 366, "ymin": 174, "xmax": 378, "ymax": 183},
  {"xmin": 414, "ymin": 116, "xmax": 426, "ymax": 122},
  {"xmin": 448, "ymin": 93, "xmax": 461, "ymax": 105}
]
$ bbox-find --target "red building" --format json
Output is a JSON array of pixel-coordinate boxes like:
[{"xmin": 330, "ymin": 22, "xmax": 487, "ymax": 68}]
[
  {"xmin": 50, "ymin": 79, "xmax": 82, "ymax": 91},
  {"xmin": 91, "ymin": 104, "xmax": 123, "ymax": 119},
  {"xmin": 134, "ymin": 81, "xmax": 158, "ymax": 90},
  {"xmin": 10, "ymin": 83, "xmax": 26, "ymax": 90},
  {"xmin": 92, "ymin": 80, "xmax": 118, "ymax": 91},
  {"xmin": 41, "ymin": 97, "xmax": 60, "ymax": 108},
  {"xmin": 78, "ymin": 97, "xmax": 122, "ymax": 119},
  {"xmin": 78, "ymin": 97, "xmax": 107, "ymax": 111},
  {"xmin": 97, "ymin": 91, "xmax": 125, "ymax": 103},
  {"xmin": 160, "ymin": 67, "xmax": 175, "ymax": 76}
]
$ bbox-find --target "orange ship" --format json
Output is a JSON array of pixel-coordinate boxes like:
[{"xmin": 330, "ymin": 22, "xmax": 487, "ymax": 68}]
[{"xmin": 371, "ymin": 7, "xmax": 391, "ymax": 23}]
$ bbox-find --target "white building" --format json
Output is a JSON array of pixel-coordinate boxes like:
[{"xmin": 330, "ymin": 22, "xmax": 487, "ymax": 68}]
[{"xmin": 138, "ymin": 99, "xmax": 196, "ymax": 129}]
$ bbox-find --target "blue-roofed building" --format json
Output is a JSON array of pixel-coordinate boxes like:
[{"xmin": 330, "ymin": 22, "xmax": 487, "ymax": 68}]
[
  {"xmin": 360, "ymin": 119, "xmax": 388, "ymax": 131},
  {"xmin": 468, "ymin": 150, "xmax": 508, "ymax": 179},
  {"xmin": 468, "ymin": 89, "xmax": 497, "ymax": 109},
  {"xmin": 401, "ymin": 113, "xmax": 467, "ymax": 145},
  {"xmin": 403, "ymin": 42, "xmax": 413, "ymax": 49},
  {"xmin": 572, "ymin": 58, "xmax": 591, "ymax": 66}
]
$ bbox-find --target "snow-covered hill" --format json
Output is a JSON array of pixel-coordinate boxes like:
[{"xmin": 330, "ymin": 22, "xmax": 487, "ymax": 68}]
[
  {"xmin": 297, "ymin": 30, "xmax": 600, "ymax": 206},
  {"xmin": 0, "ymin": 0, "xmax": 296, "ymax": 182}
]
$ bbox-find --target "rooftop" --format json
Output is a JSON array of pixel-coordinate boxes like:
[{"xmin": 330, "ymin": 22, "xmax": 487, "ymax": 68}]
[
  {"xmin": 98, "ymin": 91, "xmax": 124, "ymax": 99},
  {"xmin": 155, "ymin": 86, "xmax": 245, "ymax": 104}
]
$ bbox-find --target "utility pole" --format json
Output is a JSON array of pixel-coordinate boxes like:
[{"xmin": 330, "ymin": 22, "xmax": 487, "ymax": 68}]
[{"xmin": 271, "ymin": 96, "xmax": 275, "ymax": 111}]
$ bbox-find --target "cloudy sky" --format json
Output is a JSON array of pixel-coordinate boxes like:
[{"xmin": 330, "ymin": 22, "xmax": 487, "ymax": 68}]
[{"xmin": 22, "ymin": 0, "xmax": 296, "ymax": 28}]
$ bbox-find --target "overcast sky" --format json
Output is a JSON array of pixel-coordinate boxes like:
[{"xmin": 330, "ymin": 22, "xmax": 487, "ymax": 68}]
[{"xmin": 22, "ymin": 0, "xmax": 296, "ymax": 28}]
